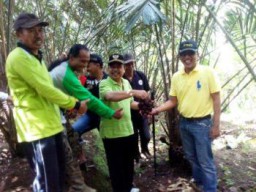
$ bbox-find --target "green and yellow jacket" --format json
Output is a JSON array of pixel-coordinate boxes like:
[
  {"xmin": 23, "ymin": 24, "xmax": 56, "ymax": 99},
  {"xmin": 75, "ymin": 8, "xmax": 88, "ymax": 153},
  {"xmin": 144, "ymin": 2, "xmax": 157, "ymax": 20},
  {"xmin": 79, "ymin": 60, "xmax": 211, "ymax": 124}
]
[{"xmin": 6, "ymin": 45, "xmax": 77, "ymax": 142}]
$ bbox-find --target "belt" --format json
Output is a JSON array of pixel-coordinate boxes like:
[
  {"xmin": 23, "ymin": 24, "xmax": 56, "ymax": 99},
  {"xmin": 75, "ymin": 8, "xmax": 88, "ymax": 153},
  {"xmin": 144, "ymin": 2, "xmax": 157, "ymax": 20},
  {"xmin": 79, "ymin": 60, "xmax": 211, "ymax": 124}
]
[{"xmin": 180, "ymin": 114, "xmax": 211, "ymax": 121}]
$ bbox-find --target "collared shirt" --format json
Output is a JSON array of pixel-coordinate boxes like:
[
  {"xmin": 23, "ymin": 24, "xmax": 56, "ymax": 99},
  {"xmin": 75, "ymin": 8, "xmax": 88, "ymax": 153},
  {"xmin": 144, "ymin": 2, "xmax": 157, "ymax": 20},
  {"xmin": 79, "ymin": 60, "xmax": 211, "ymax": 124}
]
[
  {"xmin": 169, "ymin": 65, "xmax": 221, "ymax": 118},
  {"xmin": 17, "ymin": 42, "xmax": 43, "ymax": 62},
  {"xmin": 99, "ymin": 77, "xmax": 134, "ymax": 139}
]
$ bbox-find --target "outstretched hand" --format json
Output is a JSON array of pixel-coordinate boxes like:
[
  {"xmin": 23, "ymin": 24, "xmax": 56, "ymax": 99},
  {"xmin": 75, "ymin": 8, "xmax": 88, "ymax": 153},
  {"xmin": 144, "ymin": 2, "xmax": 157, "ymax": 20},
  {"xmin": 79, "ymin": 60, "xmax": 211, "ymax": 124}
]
[
  {"xmin": 78, "ymin": 99, "xmax": 90, "ymax": 114},
  {"xmin": 150, "ymin": 108, "xmax": 159, "ymax": 116},
  {"xmin": 113, "ymin": 108, "xmax": 123, "ymax": 119},
  {"xmin": 133, "ymin": 90, "xmax": 149, "ymax": 100}
]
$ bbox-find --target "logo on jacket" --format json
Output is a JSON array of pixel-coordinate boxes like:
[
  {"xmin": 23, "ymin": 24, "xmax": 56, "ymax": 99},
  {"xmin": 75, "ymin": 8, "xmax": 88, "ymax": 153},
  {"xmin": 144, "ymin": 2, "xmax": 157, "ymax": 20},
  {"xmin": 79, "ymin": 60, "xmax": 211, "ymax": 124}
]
[
  {"xmin": 138, "ymin": 80, "xmax": 143, "ymax": 85},
  {"xmin": 197, "ymin": 80, "xmax": 201, "ymax": 91}
]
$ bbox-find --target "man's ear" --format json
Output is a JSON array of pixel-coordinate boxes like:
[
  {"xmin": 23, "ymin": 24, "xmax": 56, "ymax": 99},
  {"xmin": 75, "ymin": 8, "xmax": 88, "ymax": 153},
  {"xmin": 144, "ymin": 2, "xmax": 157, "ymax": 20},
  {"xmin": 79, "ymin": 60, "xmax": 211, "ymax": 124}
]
[
  {"xmin": 16, "ymin": 29, "xmax": 22, "ymax": 37},
  {"xmin": 196, "ymin": 52, "xmax": 200, "ymax": 61},
  {"xmin": 68, "ymin": 55, "xmax": 75, "ymax": 65}
]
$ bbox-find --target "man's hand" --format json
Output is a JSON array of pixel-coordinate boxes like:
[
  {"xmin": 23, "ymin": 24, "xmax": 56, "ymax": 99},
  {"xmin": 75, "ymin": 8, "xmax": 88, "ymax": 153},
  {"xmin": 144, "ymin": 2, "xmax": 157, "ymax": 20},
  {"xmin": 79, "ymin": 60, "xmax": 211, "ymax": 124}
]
[
  {"xmin": 78, "ymin": 99, "xmax": 90, "ymax": 114},
  {"xmin": 210, "ymin": 125, "xmax": 220, "ymax": 139},
  {"xmin": 150, "ymin": 108, "xmax": 159, "ymax": 116},
  {"xmin": 132, "ymin": 90, "xmax": 149, "ymax": 100},
  {"xmin": 113, "ymin": 108, "xmax": 123, "ymax": 119}
]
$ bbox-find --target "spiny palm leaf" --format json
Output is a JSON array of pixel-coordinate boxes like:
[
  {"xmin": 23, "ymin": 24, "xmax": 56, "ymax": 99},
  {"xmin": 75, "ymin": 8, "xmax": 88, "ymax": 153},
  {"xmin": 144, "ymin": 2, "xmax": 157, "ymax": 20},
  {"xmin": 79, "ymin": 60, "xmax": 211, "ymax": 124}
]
[
  {"xmin": 205, "ymin": 4, "xmax": 256, "ymax": 82},
  {"xmin": 116, "ymin": 0, "xmax": 166, "ymax": 32}
]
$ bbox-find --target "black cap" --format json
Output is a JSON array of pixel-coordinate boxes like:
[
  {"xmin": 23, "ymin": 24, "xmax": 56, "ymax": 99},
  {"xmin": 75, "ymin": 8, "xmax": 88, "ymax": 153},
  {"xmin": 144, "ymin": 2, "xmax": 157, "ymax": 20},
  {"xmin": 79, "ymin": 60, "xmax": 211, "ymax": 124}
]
[
  {"xmin": 123, "ymin": 53, "xmax": 135, "ymax": 64},
  {"xmin": 108, "ymin": 54, "xmax": 124, "ymax": 65},
  {"xmin": 14, "ymin": 13, "xmax": 49, "ymax": 31},
  {"xmin": 90, "ymin": 53, "xmax": 103, "ymax": 66},
  {"xmin": 179, "ymin": 40, "xmax": 198, "ymax": 54}
]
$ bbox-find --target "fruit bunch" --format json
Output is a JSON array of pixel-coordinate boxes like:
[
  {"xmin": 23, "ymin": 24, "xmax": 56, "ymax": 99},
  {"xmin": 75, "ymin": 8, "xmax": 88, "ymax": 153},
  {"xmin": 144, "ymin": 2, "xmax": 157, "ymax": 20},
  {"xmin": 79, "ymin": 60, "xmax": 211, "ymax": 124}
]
[{"xmin": 138, "ymin": 98, "xmax": 154, "ymax": 117}]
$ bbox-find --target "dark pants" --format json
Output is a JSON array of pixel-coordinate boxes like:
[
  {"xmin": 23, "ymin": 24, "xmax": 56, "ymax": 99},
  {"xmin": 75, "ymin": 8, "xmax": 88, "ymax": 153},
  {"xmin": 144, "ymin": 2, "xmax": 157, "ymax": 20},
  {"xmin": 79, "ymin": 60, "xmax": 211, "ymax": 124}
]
[
  {"xmin": 22, "ymin": 132, "xmax": 65, "ymax": 192},
  {"xmin": 132, "ymin": 117, "xmax": 150, "ymax": 157},
  {"xmin": 103, "ymin": 135, "xmax": 136, "ymax": 192}
]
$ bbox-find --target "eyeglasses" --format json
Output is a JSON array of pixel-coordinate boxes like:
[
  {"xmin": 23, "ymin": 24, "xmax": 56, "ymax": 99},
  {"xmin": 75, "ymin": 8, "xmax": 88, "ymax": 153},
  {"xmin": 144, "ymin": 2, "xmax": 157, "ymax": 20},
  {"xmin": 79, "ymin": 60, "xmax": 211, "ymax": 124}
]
[{"xmin": 179, "ymin": 51, "xmax": 196, "ymax": 57}]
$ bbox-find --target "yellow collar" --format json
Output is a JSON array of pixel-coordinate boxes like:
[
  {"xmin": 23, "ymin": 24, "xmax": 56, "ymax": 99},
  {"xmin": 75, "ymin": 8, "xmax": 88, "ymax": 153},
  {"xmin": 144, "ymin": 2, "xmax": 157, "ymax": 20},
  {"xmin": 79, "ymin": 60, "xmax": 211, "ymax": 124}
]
[{"xmin": 181, "ymin": 65, "xmax": 200, "ymax": 75}]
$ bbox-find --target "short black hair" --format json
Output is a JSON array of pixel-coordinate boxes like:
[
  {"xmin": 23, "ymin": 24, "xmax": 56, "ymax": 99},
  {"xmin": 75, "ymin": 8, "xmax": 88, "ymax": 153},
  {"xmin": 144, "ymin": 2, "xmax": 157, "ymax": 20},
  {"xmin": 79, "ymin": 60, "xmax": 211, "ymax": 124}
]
[
  {"xmin": 48, "ymin": 44, "xmax": 89, "ymax": 71},
  {"xmin": 68, "ymin": 44, "xmax": 89, "ymax": 59}
]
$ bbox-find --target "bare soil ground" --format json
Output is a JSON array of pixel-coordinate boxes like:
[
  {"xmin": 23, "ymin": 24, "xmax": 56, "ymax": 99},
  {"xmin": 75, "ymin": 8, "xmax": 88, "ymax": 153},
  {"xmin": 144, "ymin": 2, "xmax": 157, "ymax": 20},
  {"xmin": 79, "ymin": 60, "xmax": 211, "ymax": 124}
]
[{"xmin": 0, "ymin": 119, "xmax": 256, "ymax": 192}]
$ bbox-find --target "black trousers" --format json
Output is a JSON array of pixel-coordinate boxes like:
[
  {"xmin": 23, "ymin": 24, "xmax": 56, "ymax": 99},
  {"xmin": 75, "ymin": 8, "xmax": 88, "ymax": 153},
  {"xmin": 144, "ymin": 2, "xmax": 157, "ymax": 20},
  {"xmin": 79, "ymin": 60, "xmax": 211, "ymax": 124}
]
[
  {"xmin": 103, "ymin": 135, "xmax": 136, "ymax": 192},
  {"xmin": 133, "ymin": 117, "xmax": 150, "ymax": 155},
  {"xmin": 22, "ymin": 132, "xmax": 65, "ymax": 192}
]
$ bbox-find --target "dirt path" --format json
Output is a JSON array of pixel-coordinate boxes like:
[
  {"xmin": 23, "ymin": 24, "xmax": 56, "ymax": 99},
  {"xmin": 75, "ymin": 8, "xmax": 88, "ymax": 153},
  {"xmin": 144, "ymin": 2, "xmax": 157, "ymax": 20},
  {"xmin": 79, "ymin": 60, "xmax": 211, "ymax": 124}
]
[{"xmin": 1, "ymin": 120, "xmax": 256, "ymax": 192}]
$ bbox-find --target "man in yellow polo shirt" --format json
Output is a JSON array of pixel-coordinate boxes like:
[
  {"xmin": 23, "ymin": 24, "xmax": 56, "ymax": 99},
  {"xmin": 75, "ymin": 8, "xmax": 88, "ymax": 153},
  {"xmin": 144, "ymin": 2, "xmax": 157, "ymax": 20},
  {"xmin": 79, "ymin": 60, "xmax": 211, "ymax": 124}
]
[{"xmin": 151, "ymin": 40, "xmax": 221, "ymax": 192}]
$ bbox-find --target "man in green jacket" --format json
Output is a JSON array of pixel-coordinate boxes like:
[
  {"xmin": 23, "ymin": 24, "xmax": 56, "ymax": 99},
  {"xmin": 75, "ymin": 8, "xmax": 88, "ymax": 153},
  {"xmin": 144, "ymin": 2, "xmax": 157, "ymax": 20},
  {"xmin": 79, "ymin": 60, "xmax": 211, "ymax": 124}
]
[
  {"xmin": 50, "ymin": 44, "xmax": 123, "ymax": 192},
  {"xmin": 5, "ymin": 13, "xmax": 88, "ymax": 192}
]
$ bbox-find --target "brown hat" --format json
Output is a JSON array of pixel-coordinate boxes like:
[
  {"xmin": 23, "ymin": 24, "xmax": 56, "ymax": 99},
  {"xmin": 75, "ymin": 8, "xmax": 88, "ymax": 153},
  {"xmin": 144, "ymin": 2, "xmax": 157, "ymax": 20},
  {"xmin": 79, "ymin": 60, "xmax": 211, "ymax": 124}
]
[
  {"xmin": 123, "ymin": 53, "xmax": 135, "ymax": 64},
  {"xmin": 13, "ymin": 13, "xmax": 49, "ymax": 31}
]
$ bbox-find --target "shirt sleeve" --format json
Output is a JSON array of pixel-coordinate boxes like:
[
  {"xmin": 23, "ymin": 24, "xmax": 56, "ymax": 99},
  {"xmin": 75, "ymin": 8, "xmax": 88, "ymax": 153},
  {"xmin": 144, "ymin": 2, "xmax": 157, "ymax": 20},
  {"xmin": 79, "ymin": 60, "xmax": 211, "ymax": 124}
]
[
  {"xmin": 208, "ymin": 68, "xmax": 221, "ymax": 93},
  {"xmin": 9, "ymin": 53, "xmax": 76, "ymax": 109},
  {"xmin": 169, "ymin": 75, "xmax": 177, "ymax": 97},
  {"xmin": 63, "ymin": 68, "xmax": 115, "ymax": 119},
  {"xmin": 0, "ymin": 92, "xmax": 9, "ymax": 101}
]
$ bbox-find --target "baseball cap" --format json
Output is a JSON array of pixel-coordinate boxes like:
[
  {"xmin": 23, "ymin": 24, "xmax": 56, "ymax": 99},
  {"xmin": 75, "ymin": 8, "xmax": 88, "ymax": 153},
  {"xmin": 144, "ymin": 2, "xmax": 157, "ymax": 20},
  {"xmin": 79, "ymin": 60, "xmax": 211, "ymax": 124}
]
[
  {"xmin": 123, "ymin": 53, "xmax": 135, "ymax": 64},
  {"xmin": 13, "ymin": 13, "xmax": 49, "ymax": 31},
  {"xmin": 90, "ymin": 53, "xmax": 103, "ymax": 66},
  {"xmin": 179, "ymin": 40, "xmax": 198, "ymax": 54},
  {"xmin": 108, "ymin": 54, "xmax": 124, "ymax": 65}
]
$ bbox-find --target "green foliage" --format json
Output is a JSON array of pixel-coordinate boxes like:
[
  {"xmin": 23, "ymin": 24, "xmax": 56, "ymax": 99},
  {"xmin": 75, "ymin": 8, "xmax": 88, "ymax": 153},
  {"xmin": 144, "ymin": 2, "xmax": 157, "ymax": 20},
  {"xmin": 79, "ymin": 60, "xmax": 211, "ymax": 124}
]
[
  {"xmin": 116, "ymin": 0, "xmax": 166, "ymax": 32},
  {"xmin": 221, "ymin": 165, "xmax": 236, "ymax": 186}
]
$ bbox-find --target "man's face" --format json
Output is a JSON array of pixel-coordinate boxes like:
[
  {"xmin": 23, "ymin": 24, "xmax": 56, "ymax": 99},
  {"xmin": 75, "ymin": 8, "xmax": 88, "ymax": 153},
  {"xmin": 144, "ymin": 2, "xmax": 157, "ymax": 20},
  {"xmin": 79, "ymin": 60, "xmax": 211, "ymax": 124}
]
[
  {"xmin": 16, "ymin": 25, "xmax": 45, "ymax": 53},
  {"xmin": 179, "ymin": 50, "xmax": 198, "ymax": 72},
  {"xmin": 87, "ymin": 62, "xmax": 100, "ymax": 77},
  {"xmin": 108, "ymin": 62, "xmax": 125, "ymax": 82},
  {"xmin": 70, "ymin": 49, "xmax": 90, "ymax": 73},
  {"xmin": 124, "ymin": 62, "xmax": 134, "ymax": 75}
]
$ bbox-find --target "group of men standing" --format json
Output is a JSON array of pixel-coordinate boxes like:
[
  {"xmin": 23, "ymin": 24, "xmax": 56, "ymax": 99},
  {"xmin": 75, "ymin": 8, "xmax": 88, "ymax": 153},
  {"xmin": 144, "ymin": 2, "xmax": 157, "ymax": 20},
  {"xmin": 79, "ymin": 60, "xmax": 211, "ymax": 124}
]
[{"xmin": 5, "ymin": 12, "xmax": 220, "ymax": 192}]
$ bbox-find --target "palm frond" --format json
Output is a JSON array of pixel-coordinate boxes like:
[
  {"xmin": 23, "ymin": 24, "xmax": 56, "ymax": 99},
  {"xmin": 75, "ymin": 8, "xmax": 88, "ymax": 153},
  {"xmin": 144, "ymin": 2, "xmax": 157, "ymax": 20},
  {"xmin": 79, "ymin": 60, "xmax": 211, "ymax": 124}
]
[{"xmin": 116, "ymin": 0, "xmax": 166, "ymax": 32}]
